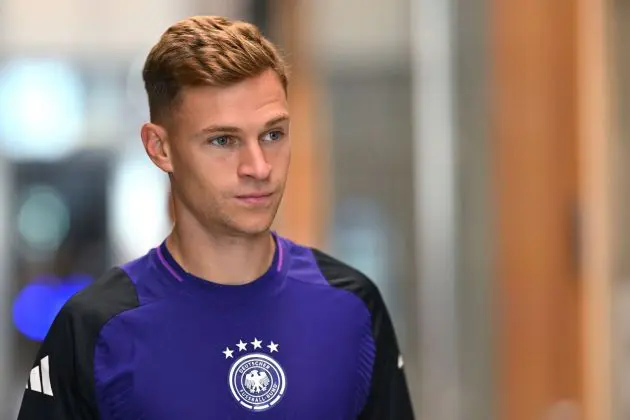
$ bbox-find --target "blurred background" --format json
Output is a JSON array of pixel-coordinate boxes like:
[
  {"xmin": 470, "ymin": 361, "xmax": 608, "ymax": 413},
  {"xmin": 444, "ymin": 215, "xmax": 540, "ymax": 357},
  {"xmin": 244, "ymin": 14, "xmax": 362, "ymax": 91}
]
[{"xmin": 0, "ymin": 0, "xmax": 624, "ymax": 419}]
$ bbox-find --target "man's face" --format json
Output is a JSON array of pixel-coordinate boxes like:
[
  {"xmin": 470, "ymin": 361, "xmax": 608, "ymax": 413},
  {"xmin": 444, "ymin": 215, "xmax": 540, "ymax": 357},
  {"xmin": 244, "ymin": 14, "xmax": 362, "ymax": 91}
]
[{"xmin": 164, "ymin": 69, "xmax": 290, "ymax": 236}]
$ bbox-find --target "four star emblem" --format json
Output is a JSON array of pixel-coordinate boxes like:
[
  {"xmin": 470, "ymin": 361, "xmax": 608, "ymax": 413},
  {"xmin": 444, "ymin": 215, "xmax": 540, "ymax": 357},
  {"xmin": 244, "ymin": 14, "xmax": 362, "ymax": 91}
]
[{"xmin": 223, "ymin": 338, "xmax": 280, "ymax": 359}]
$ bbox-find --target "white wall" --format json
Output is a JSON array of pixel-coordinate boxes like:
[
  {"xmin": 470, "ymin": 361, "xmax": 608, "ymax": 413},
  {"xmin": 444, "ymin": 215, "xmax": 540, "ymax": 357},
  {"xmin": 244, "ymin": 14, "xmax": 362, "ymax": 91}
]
[
  {"xmin": 309, "ymin": 0, "xmax": 409, "ymax": 67},
  {"xmin": 0, "ymin": 0, "xmax": 247, "ymax": 55}
]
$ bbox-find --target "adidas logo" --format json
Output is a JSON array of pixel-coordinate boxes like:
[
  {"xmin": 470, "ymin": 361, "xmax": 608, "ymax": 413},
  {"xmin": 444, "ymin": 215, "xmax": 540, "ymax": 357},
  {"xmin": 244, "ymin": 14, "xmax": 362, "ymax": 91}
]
[{"xmin": 26, "ymin": 355, "xmax": 53, "ymax": 396}]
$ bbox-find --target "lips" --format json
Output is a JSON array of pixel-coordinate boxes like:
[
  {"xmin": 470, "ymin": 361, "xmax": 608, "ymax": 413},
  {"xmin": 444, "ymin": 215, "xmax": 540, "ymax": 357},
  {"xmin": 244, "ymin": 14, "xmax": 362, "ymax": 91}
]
[
  {"xmin": 236, "ymin": 192, "xmax": 273, "ymax": 199},
  {"xmin": 235, "ymin": 192, "xmax": 274, "ymax": 205}
]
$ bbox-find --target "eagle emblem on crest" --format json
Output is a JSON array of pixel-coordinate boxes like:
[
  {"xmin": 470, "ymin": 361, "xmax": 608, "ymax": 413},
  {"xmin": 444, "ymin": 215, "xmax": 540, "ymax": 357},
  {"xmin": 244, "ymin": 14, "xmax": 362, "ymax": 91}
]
[
  {"xmin": 245, "ymin": 370, "xmax": 270, "ymax": 393},
  {"xmin": 222, "ymin": 338, "xmax": 286, "ymax": 412}
]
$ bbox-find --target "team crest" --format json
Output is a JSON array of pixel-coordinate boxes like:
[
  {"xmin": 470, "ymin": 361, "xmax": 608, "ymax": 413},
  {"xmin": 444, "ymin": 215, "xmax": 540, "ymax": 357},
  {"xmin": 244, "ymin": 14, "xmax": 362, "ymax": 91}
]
[{"xmin": 222, "ymin": 338, "xmax": 286, "ymax": 411}]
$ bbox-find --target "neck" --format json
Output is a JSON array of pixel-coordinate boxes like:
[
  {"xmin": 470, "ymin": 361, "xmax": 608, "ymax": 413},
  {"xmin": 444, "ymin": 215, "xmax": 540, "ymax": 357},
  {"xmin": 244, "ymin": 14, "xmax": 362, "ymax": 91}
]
[{"xmin": 166, "ymin": 221, "xmax": 275, "ymax": 286}]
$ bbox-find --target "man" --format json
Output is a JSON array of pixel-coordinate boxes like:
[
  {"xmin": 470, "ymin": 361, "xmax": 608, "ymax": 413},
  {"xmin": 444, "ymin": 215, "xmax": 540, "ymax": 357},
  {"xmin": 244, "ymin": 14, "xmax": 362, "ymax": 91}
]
[{"xmin": 17, "ymin": 16, "xmax": 414, "ymax": 419}]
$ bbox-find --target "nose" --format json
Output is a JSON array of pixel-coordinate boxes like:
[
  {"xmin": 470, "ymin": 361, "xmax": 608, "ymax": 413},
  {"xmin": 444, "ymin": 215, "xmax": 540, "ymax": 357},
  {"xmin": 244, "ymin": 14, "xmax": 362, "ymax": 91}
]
[{"xmin": 237, "ymin": 142, "xmax": 272, "ymax": 180}]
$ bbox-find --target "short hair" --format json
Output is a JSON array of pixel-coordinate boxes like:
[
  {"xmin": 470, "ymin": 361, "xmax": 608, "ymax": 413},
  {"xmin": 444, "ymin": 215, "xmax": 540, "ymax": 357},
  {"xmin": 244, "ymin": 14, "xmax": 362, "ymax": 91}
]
[{"xmin": 142, "ymin": 15, "xmax": 288, "ymax": 123}]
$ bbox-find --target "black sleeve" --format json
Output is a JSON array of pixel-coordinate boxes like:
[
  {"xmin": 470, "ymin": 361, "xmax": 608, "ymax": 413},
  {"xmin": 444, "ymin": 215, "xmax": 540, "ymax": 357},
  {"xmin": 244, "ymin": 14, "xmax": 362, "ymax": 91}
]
[
  {"xmin": 16, "ymin": 268, "xmax": 139, "ymax": 420},
  {"xmin": 17, "ymin": 305, "xmax": 99, "ymax": 419},
  {"xmin": 311, "ymin": 249, "xmax": 416, "ymax": 420},
  {"xmin": 356, "ymin": 279, "xmax": 415, "ymax": 420}
]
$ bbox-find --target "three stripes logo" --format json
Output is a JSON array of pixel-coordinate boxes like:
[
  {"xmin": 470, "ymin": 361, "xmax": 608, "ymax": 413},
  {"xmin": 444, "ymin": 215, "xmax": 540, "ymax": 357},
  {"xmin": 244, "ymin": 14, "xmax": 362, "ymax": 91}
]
[{"xmin": 26, "ymin": 355, "xmax": 53, "ymax": 397}]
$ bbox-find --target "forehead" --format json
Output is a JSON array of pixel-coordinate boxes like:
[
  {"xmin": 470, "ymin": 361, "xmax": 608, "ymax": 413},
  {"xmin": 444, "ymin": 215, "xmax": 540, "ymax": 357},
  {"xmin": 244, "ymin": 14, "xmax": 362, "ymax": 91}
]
[{"xmin": 173, "ymin": 70, "xmax": 288, "ymax": 133}]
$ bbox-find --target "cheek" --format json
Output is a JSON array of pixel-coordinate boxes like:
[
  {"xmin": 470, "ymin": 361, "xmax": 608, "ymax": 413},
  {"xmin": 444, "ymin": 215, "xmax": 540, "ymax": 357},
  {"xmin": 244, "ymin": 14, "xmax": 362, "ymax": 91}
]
[
  {"xmin": 270, "ymin": 142, "xmax": 291, "ymax": 171},
  {"xmin": 197, "ymin": 155, "xmax": 238, "ymax": 192},
  {"xmin": 172, "ymin": 152, "xmax": 219, "ymax": 193}
]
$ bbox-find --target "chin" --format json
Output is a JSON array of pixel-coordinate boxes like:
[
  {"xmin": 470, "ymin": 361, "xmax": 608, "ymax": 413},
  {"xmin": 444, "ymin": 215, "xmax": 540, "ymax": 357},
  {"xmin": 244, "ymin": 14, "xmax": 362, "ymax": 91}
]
[
  {"xmin": 212, "ymin": 199, "xmax": 282, "ymax": 237},
  {"xmin": 227, "ymin": 215, "xmax": 276, "ymax": 237},
  {"xmin": 232, "ymin": 224, "xmax": 273, "ymax": 237}
]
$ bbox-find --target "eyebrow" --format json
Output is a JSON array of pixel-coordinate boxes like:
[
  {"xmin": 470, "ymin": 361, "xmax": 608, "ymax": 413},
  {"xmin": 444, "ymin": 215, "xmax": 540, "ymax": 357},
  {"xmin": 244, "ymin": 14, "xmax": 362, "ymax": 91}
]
[{"xmin": 194, "ymin": 114, "xmax": 290, "ymax": 138}]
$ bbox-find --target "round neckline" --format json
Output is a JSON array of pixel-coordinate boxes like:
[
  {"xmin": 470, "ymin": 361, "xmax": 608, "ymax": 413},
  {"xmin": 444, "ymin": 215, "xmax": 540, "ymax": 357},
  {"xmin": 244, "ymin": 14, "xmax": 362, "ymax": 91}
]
[{"xmin": 154, "ymin": 232, "xmax": 288, "ymax": 301}]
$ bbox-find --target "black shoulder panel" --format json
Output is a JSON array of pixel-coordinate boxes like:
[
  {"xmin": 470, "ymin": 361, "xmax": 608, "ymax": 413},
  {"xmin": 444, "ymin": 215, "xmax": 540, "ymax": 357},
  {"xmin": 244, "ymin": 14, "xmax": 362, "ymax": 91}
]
[
  {"xmin": 311, "ymin": 248, "xmax": 415, "ymax": 420},
  {"xmin": 17, "ymin": 267, "xmax": 139, "ymax": 420},
  {"xmin": 310, "ymin": 248, "xmax": 381, "ymax": 309}
]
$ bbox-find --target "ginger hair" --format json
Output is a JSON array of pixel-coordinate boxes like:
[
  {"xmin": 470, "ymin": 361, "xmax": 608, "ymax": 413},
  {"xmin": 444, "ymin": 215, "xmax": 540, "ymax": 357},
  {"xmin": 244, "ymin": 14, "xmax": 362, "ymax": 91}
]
[{"xmin": 142, "ymin": 15, "xmax": 288, "ymax": 123}]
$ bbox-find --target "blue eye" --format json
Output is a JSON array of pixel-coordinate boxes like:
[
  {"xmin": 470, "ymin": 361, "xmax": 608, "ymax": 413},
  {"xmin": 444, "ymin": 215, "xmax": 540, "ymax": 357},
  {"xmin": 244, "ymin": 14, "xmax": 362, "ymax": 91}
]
[
  {"xmin": 262, "ymin": 130, "xmax": 284, "ymax": 143},
  {"xmin": 210, "ymin": 135, "xmax": 233, "ymax": 147}
]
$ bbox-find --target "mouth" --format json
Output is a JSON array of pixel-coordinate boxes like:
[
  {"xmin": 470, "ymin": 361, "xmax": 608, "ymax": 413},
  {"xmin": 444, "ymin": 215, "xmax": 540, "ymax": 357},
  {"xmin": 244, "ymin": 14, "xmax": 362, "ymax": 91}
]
[{"xmin": 235, "ymin": 192, "xmax": 274, "ymax": 205}]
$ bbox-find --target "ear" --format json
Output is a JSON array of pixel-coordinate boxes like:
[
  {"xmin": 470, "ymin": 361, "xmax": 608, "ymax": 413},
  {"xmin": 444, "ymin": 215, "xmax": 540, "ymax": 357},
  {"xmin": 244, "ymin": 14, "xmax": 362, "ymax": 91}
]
[{"xmin": 141, "ymin": 123, "xmax": 174, "ymax": 173}]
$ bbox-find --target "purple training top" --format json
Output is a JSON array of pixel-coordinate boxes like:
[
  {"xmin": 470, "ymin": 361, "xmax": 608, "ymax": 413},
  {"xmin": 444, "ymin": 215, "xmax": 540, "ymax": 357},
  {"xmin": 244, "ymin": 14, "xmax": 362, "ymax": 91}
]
[{"xmin": 18, "ymin": 233, "xmax": 414, "ymax": 419}]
